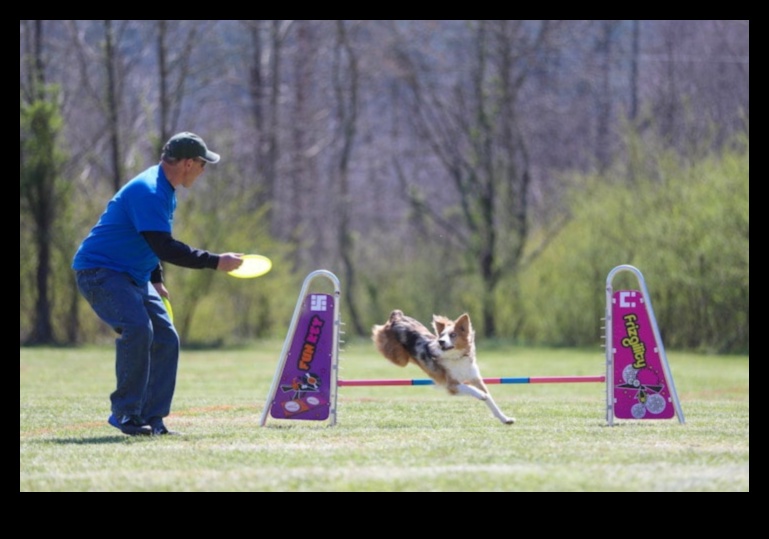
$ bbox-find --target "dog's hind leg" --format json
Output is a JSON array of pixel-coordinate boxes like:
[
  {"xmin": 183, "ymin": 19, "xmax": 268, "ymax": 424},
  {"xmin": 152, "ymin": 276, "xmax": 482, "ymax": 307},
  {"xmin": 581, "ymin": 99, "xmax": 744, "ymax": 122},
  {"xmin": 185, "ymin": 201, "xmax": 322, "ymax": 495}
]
[{"xmin": 456, "ymin": 382, "xmax": 515, "ymax": 425}]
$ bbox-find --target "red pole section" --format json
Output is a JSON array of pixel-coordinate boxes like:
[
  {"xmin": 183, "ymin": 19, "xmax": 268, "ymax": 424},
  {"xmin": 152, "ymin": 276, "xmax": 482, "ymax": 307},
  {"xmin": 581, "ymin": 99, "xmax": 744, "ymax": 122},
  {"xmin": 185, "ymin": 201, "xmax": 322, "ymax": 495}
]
[{"xmin": 337, "ymin": 375, "xmax": 605, "ymax": 387}]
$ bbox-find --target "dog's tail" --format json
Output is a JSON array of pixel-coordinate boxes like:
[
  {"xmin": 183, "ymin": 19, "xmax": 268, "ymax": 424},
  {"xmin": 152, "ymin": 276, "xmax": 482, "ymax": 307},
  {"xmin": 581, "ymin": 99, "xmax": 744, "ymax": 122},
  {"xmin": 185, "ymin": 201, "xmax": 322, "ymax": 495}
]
[
  {"xmin": 372, "ymin": 311, "xmax": 411, "ymax": 367},
  {"xmin": 372, "ymin": 310, "xmax": 442, "ymax": 369}
]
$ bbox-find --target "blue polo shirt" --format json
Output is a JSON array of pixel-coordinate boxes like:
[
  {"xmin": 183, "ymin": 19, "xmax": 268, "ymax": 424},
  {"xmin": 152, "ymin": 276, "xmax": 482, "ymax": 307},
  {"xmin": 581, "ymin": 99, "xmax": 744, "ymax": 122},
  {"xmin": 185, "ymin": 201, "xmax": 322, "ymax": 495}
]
[{"xmin": 72, "ymin": 165, "xmax": 176, "ymax": 286}]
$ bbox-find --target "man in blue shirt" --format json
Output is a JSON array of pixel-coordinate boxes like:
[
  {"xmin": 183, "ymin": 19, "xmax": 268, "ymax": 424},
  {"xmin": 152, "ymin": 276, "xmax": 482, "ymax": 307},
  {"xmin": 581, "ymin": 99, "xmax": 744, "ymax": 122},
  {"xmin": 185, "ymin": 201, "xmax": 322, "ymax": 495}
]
[{"xmin": 73, "ymin": 132, "xmax": 244, "ymax": 436}]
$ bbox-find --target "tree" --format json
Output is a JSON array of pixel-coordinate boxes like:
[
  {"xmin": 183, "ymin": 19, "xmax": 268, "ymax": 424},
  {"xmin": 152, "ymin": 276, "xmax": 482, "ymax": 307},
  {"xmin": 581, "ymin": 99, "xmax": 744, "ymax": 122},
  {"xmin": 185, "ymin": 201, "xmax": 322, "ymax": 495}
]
[
  {"xmin": 66, "ymin": 20, "xmax": 146, "ymax": 192},
  {"xmin": 392, "ymin": 20, "xmax": 568, "ymax": 337},
  {"xmin": 20, "ymin": 91, "xmax": 67, "ymax": 344},
  {"xmin": 103, "ymin": 20, "xmax": 124, "ymax": 192},
  {"xmin": 19, "ymin": 21, "xmax": 749, "ymax": 349},
  {"xmin": 156, "ymin": 20, "xmax": 211, "ymax": 147},
  {"xmin": 20, "ymin": 20, "xmax": 70, "ymax": 345},
  {"xmin": 332, "ymin": 20, "xmax": 365, "ymax": 335},
  {"xmin": 243, "ymin": 20, "xmax": 294, "ymax": 227}
]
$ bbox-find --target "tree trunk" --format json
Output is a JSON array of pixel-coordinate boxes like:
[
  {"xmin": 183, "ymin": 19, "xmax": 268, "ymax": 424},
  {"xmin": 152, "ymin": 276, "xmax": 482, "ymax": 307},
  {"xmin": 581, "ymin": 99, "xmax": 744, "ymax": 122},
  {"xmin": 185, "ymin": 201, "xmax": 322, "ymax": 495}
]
[
  {"xmin": 104, "ymin": 20, "xmax": 123, "ymax": 192},
  {"xmin": 333, "ymin": 21, "xmax": 365, "ymax": 336}
]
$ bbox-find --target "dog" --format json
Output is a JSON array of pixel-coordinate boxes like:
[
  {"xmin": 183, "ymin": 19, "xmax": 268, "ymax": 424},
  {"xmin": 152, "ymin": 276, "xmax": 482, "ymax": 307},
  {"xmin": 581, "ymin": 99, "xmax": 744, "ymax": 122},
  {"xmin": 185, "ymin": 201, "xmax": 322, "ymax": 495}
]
[{"xmin": 372, "ymin": 309, "xmax": 515, "ymax": 425}]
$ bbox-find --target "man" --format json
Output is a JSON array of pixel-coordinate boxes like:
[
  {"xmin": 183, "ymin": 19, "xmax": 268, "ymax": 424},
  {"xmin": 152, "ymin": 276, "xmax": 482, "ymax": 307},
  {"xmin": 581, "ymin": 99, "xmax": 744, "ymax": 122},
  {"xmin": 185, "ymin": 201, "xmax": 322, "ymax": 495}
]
[{"xmin": 72, "ymin": 132, "xmax": 243, "ymax": 436}]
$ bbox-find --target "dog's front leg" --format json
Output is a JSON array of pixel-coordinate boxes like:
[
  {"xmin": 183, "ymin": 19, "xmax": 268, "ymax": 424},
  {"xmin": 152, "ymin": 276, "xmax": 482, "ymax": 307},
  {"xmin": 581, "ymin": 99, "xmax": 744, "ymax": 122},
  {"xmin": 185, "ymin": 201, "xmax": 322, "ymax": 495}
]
[
  {"xmin": 456, "ymin": 384, "xmax": 515, "ymax": 425},
  {"xmin": 482, "ymin": 393, "xmax": 516, "ymax": 425}
]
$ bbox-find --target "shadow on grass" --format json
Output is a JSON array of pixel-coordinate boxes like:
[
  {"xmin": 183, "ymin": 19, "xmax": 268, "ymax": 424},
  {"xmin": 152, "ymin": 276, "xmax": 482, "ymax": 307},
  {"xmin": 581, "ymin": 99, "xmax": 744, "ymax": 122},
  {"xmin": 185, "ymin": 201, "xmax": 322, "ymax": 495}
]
[{"xmin": 35, "ymin": 436, "xmax": 154, "ymax": 445}]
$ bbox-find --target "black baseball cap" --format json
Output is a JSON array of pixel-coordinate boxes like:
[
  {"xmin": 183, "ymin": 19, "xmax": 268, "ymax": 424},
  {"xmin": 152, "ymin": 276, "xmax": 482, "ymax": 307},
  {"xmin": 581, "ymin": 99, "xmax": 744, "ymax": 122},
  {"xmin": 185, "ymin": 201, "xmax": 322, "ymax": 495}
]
[{"xmin": 162, "ymin": 132, "xmax": 220, "ymax": 163}]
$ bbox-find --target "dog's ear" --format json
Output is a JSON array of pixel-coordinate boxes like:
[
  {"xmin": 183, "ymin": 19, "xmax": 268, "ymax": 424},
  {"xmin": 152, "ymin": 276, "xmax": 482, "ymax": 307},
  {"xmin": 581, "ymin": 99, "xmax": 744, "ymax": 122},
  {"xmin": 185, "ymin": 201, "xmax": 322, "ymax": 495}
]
[
  {"xmin": 432, "ymin": 315, "xmax": 446, "ymax": 335},
  {"xmin": 455, "ymin": 313, "xmax": 472, "ymax": 335}
]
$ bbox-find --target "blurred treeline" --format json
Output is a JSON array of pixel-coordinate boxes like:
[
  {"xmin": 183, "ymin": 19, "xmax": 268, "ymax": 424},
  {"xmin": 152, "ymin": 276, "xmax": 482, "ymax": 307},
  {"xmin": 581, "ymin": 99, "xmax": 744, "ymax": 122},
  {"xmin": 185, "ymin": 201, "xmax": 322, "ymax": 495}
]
[{"xmin": 20, "ymin": 21, "xmax": 749, "ymax": 354}]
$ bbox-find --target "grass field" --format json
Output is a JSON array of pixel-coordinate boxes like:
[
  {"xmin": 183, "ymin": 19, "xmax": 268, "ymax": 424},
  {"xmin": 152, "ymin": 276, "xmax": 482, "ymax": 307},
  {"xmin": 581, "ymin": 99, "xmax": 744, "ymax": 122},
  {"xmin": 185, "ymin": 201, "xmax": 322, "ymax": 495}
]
[{"xmin": 20, "ymin": 339, "xmax": 749, "ymax": 492}]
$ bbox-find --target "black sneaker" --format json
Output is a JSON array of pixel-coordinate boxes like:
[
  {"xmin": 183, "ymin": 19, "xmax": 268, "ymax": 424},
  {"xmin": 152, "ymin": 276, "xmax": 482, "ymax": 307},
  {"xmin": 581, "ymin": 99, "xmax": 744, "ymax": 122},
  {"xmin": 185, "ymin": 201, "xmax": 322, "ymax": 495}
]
[
  {"xmin": 108, "ymin": 414, "xmax": 151, "ymax": 436},
  {"xmin": 148, "ymin": 417, "xmax": 179, "ymax": 436}
]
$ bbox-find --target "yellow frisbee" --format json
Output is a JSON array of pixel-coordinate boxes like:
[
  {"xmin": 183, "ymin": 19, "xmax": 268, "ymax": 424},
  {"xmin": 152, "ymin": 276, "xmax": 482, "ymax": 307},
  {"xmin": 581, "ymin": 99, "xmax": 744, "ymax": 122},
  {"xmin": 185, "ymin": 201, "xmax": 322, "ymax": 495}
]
[
  {"xmin": 162, "ymin": 296, "xmax": 174, "ymax": 323},
  {"xmin": 227, "ymin": 254, "xmax": 273, "ymax": 279}
]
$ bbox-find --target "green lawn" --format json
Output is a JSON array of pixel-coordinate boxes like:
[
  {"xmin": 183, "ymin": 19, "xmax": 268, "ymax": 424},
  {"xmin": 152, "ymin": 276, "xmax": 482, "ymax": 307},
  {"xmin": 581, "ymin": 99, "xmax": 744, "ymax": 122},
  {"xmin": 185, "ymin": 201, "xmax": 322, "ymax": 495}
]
[{"xmin": 20, "ymin": 340, "xmax": 749, "ymax": 491}]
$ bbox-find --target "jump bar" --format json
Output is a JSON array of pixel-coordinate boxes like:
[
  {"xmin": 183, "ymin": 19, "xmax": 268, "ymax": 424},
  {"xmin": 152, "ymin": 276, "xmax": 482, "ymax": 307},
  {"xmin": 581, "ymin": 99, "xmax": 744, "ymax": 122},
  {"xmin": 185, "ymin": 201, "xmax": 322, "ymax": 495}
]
[{"xmin": 338, "ymin": 375, "xmax": 605, "ymax": 387}]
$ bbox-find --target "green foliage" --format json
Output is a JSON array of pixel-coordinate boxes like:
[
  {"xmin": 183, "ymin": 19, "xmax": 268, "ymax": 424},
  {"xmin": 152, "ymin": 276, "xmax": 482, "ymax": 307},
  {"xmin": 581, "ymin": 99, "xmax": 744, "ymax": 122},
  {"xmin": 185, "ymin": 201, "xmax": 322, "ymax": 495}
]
[
  {"xmin": 19, "ymin": 106, "xmax": 748, "ymax": 352},
  {"xmin": 355, "ymin": 228, "xmax": 485, "ymax": 328},
  {"xmin": 19, "ymin": 215, "xmax": 35, "ymax": 339},
  {"xmin": 20, "ymin": 91, "xmax": 65, "ymax": 203},
  {"xmin": 348, "ymin": 131, "xmax": 749, "ymax": 353},
  {"xmin": 20, "ymin": 86, "xmax": 72, "ymax": 344},
  {"xmin": 167, "ymin": 164, "xmax": 298, "ymax": 345},
  {"xmin": 519, "ymin": 135, "xmax": 749, "ymax": 353}
]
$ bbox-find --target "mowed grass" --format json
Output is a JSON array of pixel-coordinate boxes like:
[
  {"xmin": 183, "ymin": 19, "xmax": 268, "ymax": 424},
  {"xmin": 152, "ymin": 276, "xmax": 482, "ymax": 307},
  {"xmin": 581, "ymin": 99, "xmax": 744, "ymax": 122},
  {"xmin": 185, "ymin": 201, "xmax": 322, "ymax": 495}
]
[{"xmin": 20, "ymin": 340, "xmax": 749, "ymax": 491}]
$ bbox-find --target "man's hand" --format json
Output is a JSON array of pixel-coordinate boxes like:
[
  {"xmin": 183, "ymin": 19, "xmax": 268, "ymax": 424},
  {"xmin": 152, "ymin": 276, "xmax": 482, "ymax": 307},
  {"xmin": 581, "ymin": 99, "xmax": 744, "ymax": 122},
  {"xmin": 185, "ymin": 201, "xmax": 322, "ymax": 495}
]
[
  {"xmin": 152, "ymin": 282, "xmax": 170, "ymax": 299},
  {"xmin": 217, "ymin": 253, "xmax": 244, "ymax": 272}
]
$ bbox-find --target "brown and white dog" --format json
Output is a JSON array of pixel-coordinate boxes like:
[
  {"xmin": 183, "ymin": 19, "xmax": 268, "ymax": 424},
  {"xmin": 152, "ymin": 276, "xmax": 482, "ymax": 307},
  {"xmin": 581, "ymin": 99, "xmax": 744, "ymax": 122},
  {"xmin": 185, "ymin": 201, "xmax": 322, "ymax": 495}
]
[{"xmin": 372, "ymin": 310, "xmax": 515, "ymax": 425}]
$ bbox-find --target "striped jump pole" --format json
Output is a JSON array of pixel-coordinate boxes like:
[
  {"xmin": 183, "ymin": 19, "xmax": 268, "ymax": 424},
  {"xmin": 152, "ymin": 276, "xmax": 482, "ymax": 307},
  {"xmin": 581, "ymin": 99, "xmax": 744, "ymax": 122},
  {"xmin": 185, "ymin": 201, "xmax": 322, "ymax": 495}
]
[{"xmin": 338, "ymin": 375, "xmax": 605, "ymax": 387}]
